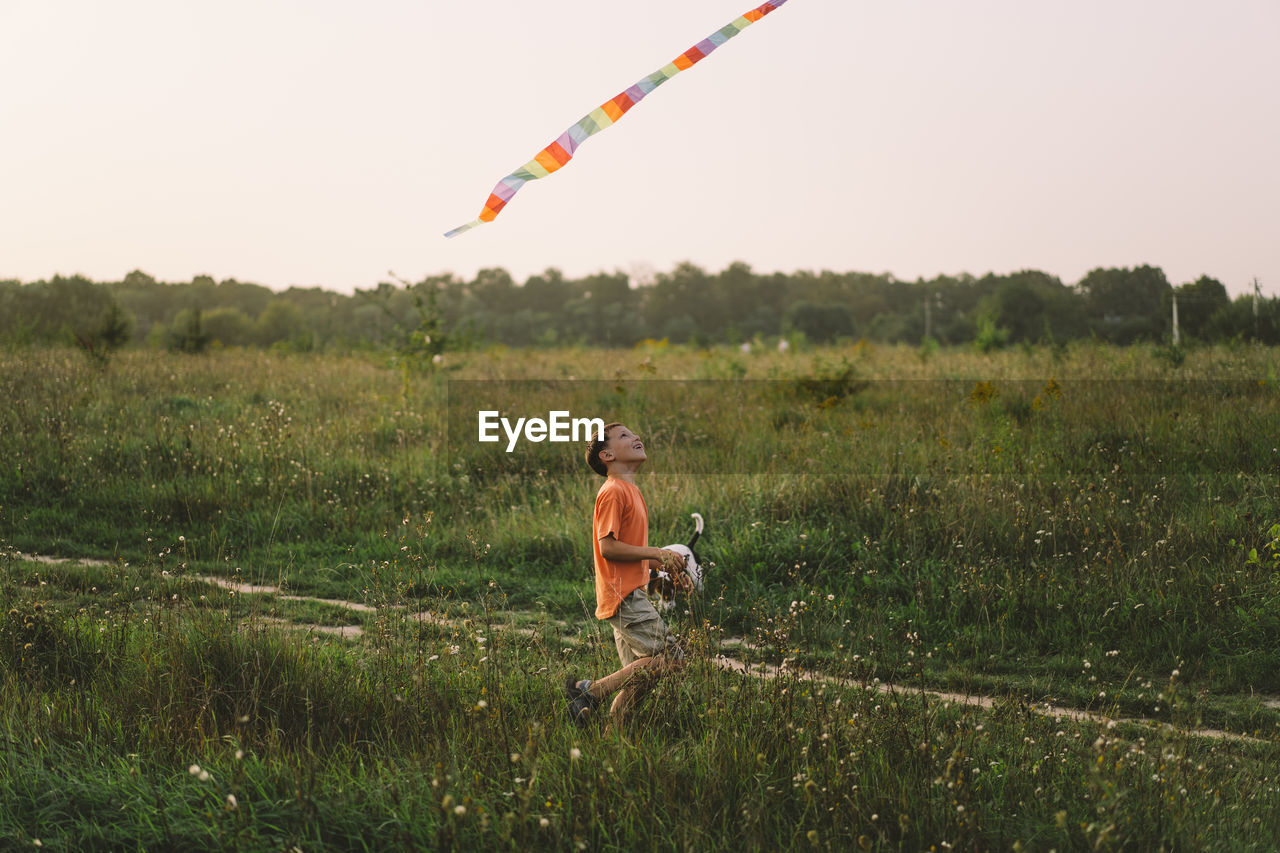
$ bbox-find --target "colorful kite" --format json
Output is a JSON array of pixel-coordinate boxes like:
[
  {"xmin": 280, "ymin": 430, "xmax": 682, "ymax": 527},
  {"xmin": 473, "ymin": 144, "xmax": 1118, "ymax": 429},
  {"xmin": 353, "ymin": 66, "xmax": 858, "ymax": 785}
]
[{"xmin": 445, "ymin": 0, "xmax": 792, "ymax": 238}]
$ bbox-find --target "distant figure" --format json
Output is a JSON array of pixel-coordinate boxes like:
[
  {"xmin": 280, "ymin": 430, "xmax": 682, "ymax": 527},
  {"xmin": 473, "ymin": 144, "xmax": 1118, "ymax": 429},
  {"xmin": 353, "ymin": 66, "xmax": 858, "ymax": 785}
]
[
  {"xmin": 777, "ymin": 338, "xmax": 790, "ymax": 353},
  {"xmin": 563, "ymin": 423, "xmax": 690, "ymax": 730},
  {"xmin": 740, "ymin": 342, "xmax": 752, "ymax": 354}
]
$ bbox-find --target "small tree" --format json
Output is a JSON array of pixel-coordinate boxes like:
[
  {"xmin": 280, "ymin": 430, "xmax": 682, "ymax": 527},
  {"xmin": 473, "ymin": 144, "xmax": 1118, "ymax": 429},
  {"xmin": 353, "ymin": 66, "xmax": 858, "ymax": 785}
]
[
  {"xmin": 365, "ymin": 273, "xmax": 453, "ymax": 369},
  {"xmin": 202, "ymin": 307, "xmax": 255, "ymax": 347},
  {"xmin": 167, "ymin": 307, "xmax": 212, "ymax": 353},
  {"xmin": 73, "ymin": 298, "xmax": 135, "ymax": 365},
  {"xmin": 973, "ymin": 315, "xmax": 1010, "ymax": 353},
  {"xmin": 253, "ymin": 301, "xmax": 307, "ymax": 347}
]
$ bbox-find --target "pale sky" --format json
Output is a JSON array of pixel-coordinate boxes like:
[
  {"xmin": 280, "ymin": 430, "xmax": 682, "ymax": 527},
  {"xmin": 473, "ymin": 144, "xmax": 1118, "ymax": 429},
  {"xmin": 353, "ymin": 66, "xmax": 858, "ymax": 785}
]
[{"xmin": 2, "ymin": 0, "xmax": 1277, "ymax": 296}]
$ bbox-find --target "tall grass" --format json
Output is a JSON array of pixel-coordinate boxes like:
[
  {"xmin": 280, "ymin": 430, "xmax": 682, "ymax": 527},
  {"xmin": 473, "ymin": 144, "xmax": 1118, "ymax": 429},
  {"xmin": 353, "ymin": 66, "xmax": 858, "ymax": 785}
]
[
  {"xmin": 1, "ymin": 341, "xmax": 1279, "ymax": 847},
  {"xmin": 3, "ymin": 554, "xmax": 1279, "ymax": 850},
  {"xmin": 2, "ymin": 344, "xmax": 1276, "ymax": 689}
]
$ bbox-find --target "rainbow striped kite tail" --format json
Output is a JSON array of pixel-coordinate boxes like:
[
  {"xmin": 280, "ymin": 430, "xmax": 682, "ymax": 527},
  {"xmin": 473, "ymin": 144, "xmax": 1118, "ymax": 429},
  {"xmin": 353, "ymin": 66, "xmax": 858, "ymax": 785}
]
[
  {"xmin": 444, "ymin": 0, "xmax": 793, "ymax": 237},
  {"xmin": 445, "ymin": 176, "xmax": 524, "ymax": 237},
  {"xmin": 444, "ymin": 220, "xmax": 481, "ymax": 238}
]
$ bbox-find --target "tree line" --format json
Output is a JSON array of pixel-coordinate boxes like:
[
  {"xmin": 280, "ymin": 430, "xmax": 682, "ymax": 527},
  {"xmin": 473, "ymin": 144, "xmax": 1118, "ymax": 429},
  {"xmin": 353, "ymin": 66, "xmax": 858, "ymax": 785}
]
[{"xmin": 1, "ymin": 263, "xmax": 1276, "ymax": 356}]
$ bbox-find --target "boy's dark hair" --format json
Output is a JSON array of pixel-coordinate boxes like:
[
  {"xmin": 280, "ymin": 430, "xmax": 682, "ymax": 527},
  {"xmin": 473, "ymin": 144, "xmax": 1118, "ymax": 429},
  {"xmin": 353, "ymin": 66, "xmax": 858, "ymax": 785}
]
[{"xmin": 585, "ymin": 422, "xmax": 623, "ymax": 477}]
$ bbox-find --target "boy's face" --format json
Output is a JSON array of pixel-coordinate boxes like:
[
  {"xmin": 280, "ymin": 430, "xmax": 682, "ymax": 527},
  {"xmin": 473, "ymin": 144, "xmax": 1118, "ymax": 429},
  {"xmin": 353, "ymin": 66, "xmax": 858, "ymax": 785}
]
[{"xmin": 600, "ymin": 424, "xmax": 646, "ymax": 469}]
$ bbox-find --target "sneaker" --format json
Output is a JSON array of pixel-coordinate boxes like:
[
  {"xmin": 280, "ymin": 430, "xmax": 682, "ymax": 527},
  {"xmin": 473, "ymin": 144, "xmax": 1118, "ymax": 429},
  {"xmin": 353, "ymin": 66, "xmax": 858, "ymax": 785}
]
[
  {"xmin": 563, "ymin": 676, "xmax": 599, "ymax": 726},
  {"xmin": 562, "ymin": 675, "xmax": 591, "ymax": 700}
]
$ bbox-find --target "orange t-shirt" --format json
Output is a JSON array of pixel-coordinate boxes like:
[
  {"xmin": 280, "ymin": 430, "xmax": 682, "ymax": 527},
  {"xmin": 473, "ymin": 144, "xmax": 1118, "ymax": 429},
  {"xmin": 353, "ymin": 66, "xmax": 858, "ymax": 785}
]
[{"xmin": 592, "ymin": 477, "xmax": 649, "ymax": 619}]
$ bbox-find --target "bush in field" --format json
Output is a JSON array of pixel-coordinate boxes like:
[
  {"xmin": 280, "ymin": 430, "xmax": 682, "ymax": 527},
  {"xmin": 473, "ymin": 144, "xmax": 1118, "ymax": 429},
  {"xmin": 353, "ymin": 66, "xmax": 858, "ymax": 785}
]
[
  {"xmin": 972, "ymin": 315, "xmax": 1009, "ymax": 352},
  {"xmin": 202, "ymin": 307, "xmax": 256, "ymax": 348},
  {"xmin": 166, "ymin": 308, "xmax": 212, "ymax": 354}
]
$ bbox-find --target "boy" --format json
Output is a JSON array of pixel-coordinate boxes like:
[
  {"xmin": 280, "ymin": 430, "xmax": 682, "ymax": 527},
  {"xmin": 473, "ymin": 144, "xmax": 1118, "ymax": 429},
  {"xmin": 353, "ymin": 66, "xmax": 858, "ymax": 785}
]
[{"xmin": 564, "ymin": 422, "xmax": 689, "ymax": 727}]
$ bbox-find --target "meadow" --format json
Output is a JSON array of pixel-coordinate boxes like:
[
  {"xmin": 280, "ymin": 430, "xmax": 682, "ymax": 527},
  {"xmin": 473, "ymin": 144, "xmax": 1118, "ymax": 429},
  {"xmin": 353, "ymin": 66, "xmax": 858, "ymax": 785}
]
[{"xmin": 2, "ymin": 340, "xmax": 1279, "ymax": 850}]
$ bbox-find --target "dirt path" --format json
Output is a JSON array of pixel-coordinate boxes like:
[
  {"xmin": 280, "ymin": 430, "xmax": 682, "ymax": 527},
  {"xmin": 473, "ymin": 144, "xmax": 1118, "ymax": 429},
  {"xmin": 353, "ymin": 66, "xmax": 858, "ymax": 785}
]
[
  {"xmin": 197, "ymin": 572, "xmax": 1275, "ymax": 745},
  {"xmin": 710, "ymin": 651, "xmax": 1266, "ymax": 743},
  {"xmin": 11, "ymin": 550, "xmax": 112, "ymax": 567},
  {"xmin": 197, "ymin": 574, "xmax": 548, "ymax": 638},
  {"xmin": 12, "ymin": 554, "xmax": 1277, "ymax": 745},
  {"xmin": 199, "ymin": 574, "xmax": 379, "ymax": 614}
]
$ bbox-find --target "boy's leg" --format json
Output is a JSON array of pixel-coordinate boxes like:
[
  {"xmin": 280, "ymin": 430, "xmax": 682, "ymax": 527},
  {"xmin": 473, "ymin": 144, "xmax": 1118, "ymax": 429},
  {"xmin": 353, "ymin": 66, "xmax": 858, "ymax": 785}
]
[
  {"xmin": 599, "ymin": 589, "xmax": 684, "ymax": 721},
  {"xmin": 566, "ymin": 589, "xmax": 682, "ymax": 726},
  {"xmin": 587, "ymin": 653, "xmax": 677, "ymax": 697},
  {"xmin": 614, "ymin": 624, "xmax": 638, "ymax": 669},
  {"xmin": 603, "ymin": 654, "xmax": 682, "ymax": 725},
  {"xmin": 567, "ymin": 653, "xmax": 676, "ymax": 726}
]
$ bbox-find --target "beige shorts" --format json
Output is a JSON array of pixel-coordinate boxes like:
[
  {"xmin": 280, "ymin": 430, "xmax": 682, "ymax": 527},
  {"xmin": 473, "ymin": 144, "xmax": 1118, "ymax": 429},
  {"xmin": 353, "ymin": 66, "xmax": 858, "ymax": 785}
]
[{"xmin": 608, "ymin": 588, "xmax": 684, "ymax": 667}]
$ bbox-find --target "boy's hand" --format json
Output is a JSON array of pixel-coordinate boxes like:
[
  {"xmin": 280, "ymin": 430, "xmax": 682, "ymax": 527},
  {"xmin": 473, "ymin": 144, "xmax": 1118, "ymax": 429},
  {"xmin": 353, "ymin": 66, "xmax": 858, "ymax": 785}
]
[
  {"xmin": 656, "ymin": 548, "xmax": 687, "ymax": 573},
  {"xmin": 656, "ymin": 548, "xmax": 692, "ymax": 591}
]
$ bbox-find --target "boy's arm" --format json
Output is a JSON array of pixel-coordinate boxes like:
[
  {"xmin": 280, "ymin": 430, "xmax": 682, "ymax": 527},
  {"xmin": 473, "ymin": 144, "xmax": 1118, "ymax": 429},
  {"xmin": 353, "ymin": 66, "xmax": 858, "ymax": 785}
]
[{"xmin": 598, "ymin": 535, "xmax": 687, "ymax": 574}]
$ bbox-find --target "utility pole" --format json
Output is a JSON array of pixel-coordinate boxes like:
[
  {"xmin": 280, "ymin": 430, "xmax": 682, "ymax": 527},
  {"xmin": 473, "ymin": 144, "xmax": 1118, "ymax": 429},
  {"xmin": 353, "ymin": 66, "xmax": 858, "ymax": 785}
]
[
  {"xmin": 1171, "ymin": 293, "xmax": 1179, "ymax": 345},
  {"xmin": 923, "ymin": 292, "xmax": 941, "ymax": 342},
  {"xmin": 1254, "ymin": 277, "xmax": 1261, "ymax": 340}
]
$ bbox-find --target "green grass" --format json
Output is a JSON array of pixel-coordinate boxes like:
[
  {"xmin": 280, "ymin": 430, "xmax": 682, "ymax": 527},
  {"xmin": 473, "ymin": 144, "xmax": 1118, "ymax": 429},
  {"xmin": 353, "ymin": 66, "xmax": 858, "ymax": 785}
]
[
  {"xmin": 3, "ymin": 558, "xmax": 1279, "ymax": 850},
  {"xmin": 1, "ymin": 341, "xmax": 1279, "ymax": 848}
]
